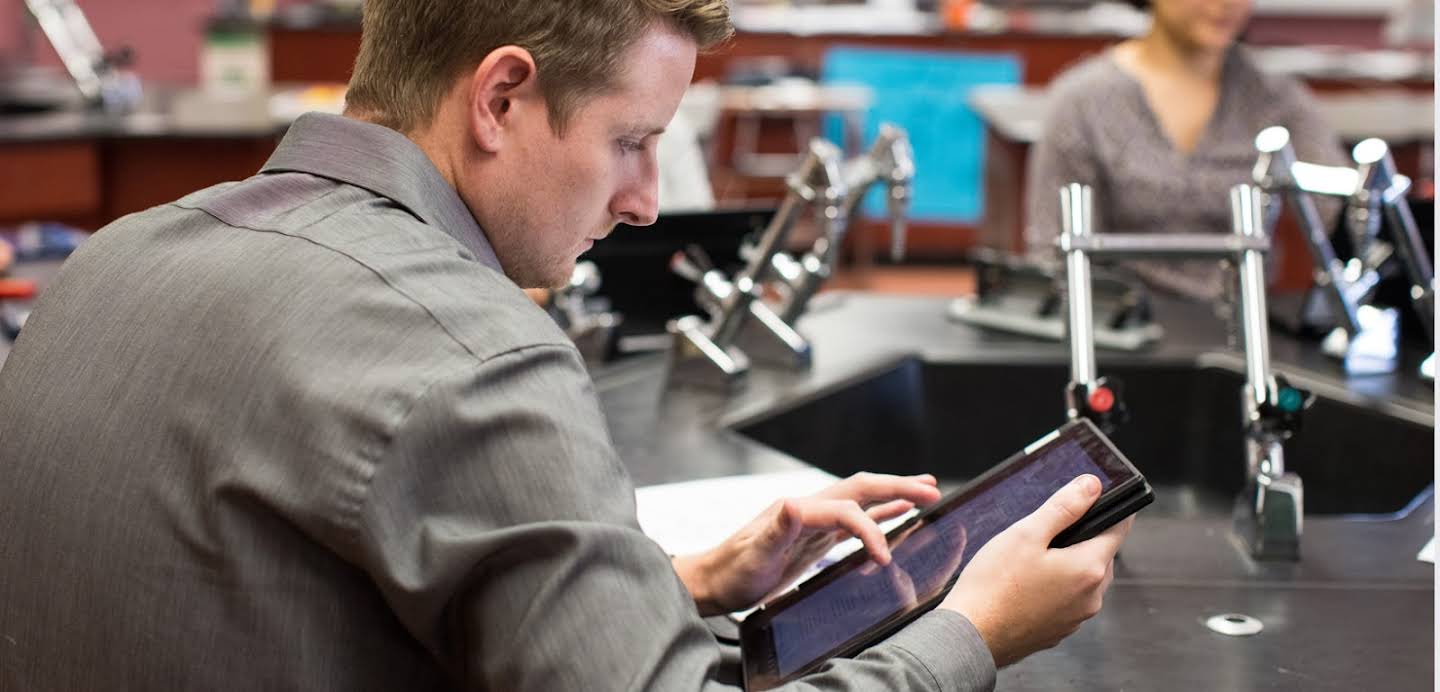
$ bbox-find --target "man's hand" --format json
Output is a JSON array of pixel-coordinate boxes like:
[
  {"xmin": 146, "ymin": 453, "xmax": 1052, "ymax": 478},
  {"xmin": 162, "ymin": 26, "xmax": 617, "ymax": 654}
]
[
  {"xmin": 940, "ymin": 475, "xmax": 1134, "ymax": 668},
  {"xmin": 672, "ymin": 473, "xmax": 941, "ymax": 616}
]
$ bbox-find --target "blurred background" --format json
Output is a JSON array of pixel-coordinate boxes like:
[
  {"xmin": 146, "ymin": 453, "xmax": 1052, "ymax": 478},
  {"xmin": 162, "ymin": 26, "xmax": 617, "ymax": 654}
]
[{"xmin": 0, "ymin": 0, "xmax": 1430, "ymax": 297}]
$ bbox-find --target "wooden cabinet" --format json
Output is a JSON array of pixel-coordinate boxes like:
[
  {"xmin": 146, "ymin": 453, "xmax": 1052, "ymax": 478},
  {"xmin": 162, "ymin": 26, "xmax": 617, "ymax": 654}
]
[
  {"xmin": 0, "ymin": 141, "xmax": 102, "ymax": 226},
  {"xmin": 0, "ymin": 135, "xmax": 278, "ymax": 230}
]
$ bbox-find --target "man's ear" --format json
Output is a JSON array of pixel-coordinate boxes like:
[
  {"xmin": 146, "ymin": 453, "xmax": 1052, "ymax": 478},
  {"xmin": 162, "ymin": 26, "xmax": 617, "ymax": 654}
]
[{"xmin": 467, "ymin": 47, "xmax": 539, "ymax": 154}]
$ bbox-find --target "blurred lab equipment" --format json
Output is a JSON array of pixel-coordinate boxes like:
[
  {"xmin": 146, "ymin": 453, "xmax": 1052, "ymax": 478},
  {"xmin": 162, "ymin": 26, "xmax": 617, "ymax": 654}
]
[
  {"xmin": 22, "ymin": 0, "xmax": 140, "ymax": 112},
  {"xmin": 1252, "ymin": 126, "xmax": 1434, "ymax": 378},
  {"xmin": 0, "ymin": 222, "xmax": 86, "ymax": 346},
  {"xmin": 1056, "ymin": 183, "xmax": 1313, "ymax": 560},
  {"xmin": 664, "ymin": 125, "xmax": 919, "ymax": 390},
  {"xmin": 1, "ymin": 222, "xmax": 87, "ymax": 262},
  {"xmin": 749, "ymin": 124, "xmax": 913, "ymax": 326},
  {"xmin": 578, "ymin": 209, "xmax": 771, "ymax": 360},
  {"xmin": 666, "ymin": 139, "xmax": 848, "ymax": 390},
  {"xmin": 547, "ymin": 261, "xmax": 623, "ymax": 367},
  {"xmin": 948, "ymin": 249, "xmax": 1162, "ymax": 350}
]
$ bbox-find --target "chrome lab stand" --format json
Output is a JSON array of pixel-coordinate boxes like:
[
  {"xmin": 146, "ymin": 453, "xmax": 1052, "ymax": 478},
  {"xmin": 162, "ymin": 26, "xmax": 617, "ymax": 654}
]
[
  {"xmin": 665, "ymin": 139, "xmax": 849, "ymax": 390},
  {"xmin": 754, "ymin": 124, "xmax": 915, "ymax": 326},
  {"xmin": 1353, "ymin": 138, "xmax": 1436, "ymax": 379},
  {"xmin": 1058, "ymin": 183, "xmax": 1313, "ymax": 560},
  {"xmin": 1252, "ymin": 126, "xmax": 1435, "ymax": 377},
  {"xmin": 24, "ymin": 0, "xmax": 141, "ymax": 111},
  {"xmin": 548, "ymin": 261, "xmax": 622, "ymax": 367}
]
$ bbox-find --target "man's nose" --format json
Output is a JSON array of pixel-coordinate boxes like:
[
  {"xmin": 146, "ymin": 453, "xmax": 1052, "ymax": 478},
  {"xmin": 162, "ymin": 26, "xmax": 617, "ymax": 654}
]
[{"xmin": 613, "ymin": 164, "xmax": 660, "ymax": 227}]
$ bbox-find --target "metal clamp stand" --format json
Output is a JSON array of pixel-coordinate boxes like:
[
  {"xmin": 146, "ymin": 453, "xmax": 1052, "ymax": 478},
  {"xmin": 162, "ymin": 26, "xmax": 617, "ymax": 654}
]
[
  {"xmin": 758, "ymin": 124, "xmax": 915, "ymax": 325},
  {"xmin": 665, "ymin": 140, "xmax": 847, "ymax": 390},
  {"xmin": 1058, "ymin": 183, "xmax": 1313, "ymax": 560},
  {"xmin": 1253, "ymin": 127, "xmax": 1432, "ymax": 376},
  {"xmin": 547, "ymin": 261, "xmax": 622, "ymax": 367},
  {"xmin": 24, "ymin": 0, "xmax": 141, "ymax": 111},
  {"xmin": 1352, "ymin": 138, "xmax": 1436, "ymax": 379}
]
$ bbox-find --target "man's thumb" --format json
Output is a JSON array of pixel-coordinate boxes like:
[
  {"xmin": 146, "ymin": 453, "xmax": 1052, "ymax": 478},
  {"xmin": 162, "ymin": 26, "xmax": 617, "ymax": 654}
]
[{"xmin": 1022, "ymin": 475, "xmax": 1102, "ymax": 541}]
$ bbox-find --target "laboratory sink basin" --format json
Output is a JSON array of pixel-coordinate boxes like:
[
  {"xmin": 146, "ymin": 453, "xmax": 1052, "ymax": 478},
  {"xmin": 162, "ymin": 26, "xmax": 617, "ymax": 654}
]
[
  {"xmin": 0, "ymin": 98, "xmax": 63, "ymax": 116},
  {"xmin": 733, "ymin": 357, "xmax": 1433, "ymax": 518}
]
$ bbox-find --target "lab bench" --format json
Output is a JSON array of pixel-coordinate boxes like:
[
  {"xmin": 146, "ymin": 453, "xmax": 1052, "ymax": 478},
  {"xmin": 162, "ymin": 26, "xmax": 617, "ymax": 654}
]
[
  {"xmin": 0, "ymin": 260, "xmax": 1430, "ymax": 688},
  {"xmin": 589, "ymin": 291, "xmax": 1433, "ymax": 691}
]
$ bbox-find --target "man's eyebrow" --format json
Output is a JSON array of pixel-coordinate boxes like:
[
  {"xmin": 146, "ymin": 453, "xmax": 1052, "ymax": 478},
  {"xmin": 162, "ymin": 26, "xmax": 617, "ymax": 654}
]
[{"xmin": 623, "ymin": 124, "xmax": 668, "ymax": 138}]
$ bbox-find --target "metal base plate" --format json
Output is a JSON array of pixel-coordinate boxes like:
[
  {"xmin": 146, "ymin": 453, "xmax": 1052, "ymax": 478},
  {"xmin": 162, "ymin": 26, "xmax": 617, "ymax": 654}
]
[{"xmin": 947, "ymin": 296, "xmax": 1164, "ymax": 352}]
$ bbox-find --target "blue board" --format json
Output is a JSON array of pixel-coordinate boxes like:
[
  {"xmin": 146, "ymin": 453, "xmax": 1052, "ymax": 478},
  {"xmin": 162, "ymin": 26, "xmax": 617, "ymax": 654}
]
[{"xmin": 821, "ymin": 46, "xmax": 1022, "ymax": 225}]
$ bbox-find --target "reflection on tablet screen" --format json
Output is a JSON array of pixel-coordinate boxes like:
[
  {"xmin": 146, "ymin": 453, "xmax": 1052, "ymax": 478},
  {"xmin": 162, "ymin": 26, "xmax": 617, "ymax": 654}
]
[{"xmin": 769, "ymin": 439, "xmax": 1108, "ymax": 676}]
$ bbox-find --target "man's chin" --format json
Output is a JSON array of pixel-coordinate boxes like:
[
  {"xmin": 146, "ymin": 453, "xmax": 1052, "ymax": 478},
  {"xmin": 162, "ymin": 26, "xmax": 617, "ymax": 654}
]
[{"xmin": 530, "ymin": 263, "xmax": 577, "ymax": 292}]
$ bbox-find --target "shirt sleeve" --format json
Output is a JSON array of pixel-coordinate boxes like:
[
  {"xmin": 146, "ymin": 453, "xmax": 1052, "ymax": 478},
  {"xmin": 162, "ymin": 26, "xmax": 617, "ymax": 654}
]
[
  {"xmin": 1024, "ymin": 93, "xmax": 1106, "ymax": 269},
  {"xmin": 348, "ymin": 343, "xmax": 997, "ymax": 692}
]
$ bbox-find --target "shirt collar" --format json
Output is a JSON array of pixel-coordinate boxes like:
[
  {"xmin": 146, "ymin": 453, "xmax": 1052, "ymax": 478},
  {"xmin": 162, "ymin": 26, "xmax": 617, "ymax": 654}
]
[{"xmin": 261, "ymin": 113, "xmax": 503, "ymax": 271}]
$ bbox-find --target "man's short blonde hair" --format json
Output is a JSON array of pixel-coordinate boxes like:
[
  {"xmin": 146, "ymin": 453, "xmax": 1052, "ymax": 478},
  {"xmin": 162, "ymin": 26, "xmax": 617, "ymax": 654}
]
[{"xmin": 345, "ymin": 0, "xmax": 732, "ymax": 135}]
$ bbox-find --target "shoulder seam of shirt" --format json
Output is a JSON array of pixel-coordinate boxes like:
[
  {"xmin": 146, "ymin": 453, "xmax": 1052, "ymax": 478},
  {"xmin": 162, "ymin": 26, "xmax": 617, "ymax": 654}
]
[
  {"xmin": 172, "ymin": 201, "xmax": 535, "ymax": 364},
  {"xmin": 341, "ymin": 343, "xmax": 584, "ymax": 541}
]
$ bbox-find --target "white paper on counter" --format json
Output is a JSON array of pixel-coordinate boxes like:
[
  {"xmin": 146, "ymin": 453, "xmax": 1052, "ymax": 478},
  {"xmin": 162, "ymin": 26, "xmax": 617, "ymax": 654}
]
[
  {"xmin": 1418, "ymin": 537, "xmax": 1434, "ymax": 564},
  {"xmin": 636, "ymin": 469, "xmax": 920, "ymax": 566},
  {"xmin": 635, "ymin": 469, "xmax": 842, "ymax": 557},
  {"xmin": 636, "ymin": 469, "xmax": 926, "ymax": 617}
]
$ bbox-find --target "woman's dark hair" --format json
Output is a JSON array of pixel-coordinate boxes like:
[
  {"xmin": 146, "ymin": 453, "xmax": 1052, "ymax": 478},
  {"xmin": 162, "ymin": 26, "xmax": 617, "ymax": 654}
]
[{"xmin": 1129, "ymin": 0, "xmax": 1150, "ymax": 9}]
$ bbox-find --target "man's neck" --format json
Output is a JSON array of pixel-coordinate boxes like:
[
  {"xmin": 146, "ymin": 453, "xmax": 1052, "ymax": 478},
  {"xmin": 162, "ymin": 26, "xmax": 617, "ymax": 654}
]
[{"xmin": 405, "ymin": 125, "xmax": 463, "ymax": 192}]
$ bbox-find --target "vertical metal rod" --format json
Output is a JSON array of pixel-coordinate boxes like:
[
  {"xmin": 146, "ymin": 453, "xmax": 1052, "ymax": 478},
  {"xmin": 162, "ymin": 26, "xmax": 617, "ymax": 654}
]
[
  {"xmin": 1286, "ymin": 188, "xmax": 1363, "ymax": 336},
  {"xmin": 1382, "ymin": 187, "xmax": 1436, "ymax": 344},
  {"xmin": 889, "ymin": 179, "xmax": 911, "ymax": 263},
  {"xmin": 1233, "ymin": 185, "xmax": 1278, "ymax": 411},
  {"xmin": 1062, "ymin": 183, "xmax": 1097, "ymax": 392}
]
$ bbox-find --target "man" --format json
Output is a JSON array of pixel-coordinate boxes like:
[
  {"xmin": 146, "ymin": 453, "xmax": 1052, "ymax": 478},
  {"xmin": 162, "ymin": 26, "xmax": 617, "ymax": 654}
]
[{"xmin": 0, "ymin": 1, "xmax": 1130, "ymax": 690}]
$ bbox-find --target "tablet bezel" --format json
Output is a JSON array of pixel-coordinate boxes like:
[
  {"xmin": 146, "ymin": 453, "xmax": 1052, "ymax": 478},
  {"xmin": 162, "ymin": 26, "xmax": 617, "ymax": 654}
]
[{"xmin": 740, "ymin": 418, "xmax": 1149, "ymax": 689}]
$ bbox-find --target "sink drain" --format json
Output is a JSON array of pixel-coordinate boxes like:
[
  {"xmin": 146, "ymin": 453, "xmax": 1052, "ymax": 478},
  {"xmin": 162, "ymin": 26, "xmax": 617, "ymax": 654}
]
[{"xmin": 1205, "ymin": 613, "xmax": 1264, "ymax": 636}]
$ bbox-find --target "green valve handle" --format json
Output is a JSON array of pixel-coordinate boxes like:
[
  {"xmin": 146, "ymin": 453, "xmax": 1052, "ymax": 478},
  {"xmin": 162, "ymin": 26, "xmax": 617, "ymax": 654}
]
[{"xmin": 1276, "ymin": 387, "xmax": 1304, "ymax": 413}]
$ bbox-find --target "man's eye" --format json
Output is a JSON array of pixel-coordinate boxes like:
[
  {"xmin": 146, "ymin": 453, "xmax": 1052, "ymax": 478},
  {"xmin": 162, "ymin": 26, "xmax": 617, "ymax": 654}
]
[{"xmin": 619, "ymin": 139, "xmax": 646, "ymax": 153}]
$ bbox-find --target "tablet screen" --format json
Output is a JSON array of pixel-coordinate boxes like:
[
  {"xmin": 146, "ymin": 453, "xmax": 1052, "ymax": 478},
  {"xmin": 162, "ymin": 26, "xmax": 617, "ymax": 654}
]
[{"xmin": 761, "ymin": 424, "xmax": 1132, "ymax": 678}]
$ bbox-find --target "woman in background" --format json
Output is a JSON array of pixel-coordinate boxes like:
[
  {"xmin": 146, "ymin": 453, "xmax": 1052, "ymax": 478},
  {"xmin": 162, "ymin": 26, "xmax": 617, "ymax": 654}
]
[{"xmin": 1025, "ymin": 0, "xmax": 1343, "ymax": 301}]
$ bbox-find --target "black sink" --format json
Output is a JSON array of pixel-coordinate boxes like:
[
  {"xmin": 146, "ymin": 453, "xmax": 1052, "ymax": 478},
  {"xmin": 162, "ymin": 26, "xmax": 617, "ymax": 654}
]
[
  {"xmin": 734, "ymin": 358, "xmax": 1433, "ymax": 518},
  {"xmin": 0, "ymin": 99, "xmax": 63, "ymax": 116}
]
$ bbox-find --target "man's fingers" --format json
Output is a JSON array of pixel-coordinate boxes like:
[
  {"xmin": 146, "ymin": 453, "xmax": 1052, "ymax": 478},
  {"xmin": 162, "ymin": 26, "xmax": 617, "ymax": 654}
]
[
  {"xmin": 865, "ymin": 499, "xmax": 916, "ymax": 523},
  {"xmin": 798, "ymin": 499, "xmax": 892, "ymax": 565},
  {"xmin": 819, "ymin": 473, "xmax": 941, "ymax": 508},
  {"xmin": 1017, "ymin": 475, "xmax": 1103, "ymax": 541},
  {"xmin": 763, "ymin": 499, "xmax": 805, "ymax": 547}
]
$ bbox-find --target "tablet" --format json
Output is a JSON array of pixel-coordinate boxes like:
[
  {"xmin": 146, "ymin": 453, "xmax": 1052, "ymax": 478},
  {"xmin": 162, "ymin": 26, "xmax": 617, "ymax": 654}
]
[{"xmin": 740, "ymin": 418, "xmax": 1153, "ymax": 690}]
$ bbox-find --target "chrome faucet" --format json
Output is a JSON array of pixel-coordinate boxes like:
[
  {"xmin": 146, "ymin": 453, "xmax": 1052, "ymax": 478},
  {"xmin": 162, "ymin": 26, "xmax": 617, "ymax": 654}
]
[
  {"xmin": 756, "ymin": 124, "xmax": 915, "ymax": 325},
  {"xmin": 547, "ymin": 261, "xmax": 622, "ymax": 367},
  {"xmin": 24, "ymin": 0, "xmax": 141, "ymax": 112},
  {"xmin": 1056, "ymin": 183, "xmax": 1311, "ymax": 561},
  {"xmin": 665, "ymin": 139, "xmax": 848, "ymax": 390},
  {"xmin": 1352, "ymin": 138, "xmax": 1436, "ymax": 377},
  {"xmin": 1252, "ymin": 127, "xmax": 1433, "ymax": 376}
]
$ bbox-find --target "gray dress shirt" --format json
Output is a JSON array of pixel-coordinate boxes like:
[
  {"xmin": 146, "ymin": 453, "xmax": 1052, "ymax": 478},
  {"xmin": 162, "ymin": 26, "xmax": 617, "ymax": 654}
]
[
  {"xmin": 0, "ymin": 113, "xmax": 995, "ymax": 691},
  {"xmin": 1025, "ymin": 46, "xmax": 1344, "ymax": 301}
]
